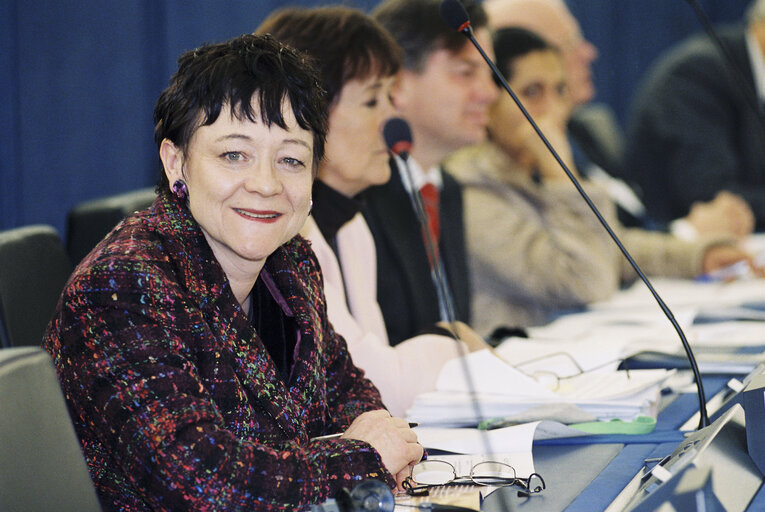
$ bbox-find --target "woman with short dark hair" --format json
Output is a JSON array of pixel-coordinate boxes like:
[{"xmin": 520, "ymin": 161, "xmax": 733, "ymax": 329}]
[{"xmin": 43, "ymin": 33, "xmax": 421, "ymax": 511}]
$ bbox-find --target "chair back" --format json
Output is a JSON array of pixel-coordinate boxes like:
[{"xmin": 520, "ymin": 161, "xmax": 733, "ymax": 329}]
[
  {"xmin": 66, "ymin": 187, "xmax": 156, "ymax": 264},
  {"xmin": 0, "ymin": 225, "xmax": 73, "ymax": 348},
  {"xmin": 0, "ymin": 346, "xmax": 102, "ymax": 511}
]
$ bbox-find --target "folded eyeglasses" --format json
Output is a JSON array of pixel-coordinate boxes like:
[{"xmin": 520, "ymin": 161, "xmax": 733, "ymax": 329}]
[{"xmin": 402, "ymin": 460, "xmax": 545, "ymax": 498}]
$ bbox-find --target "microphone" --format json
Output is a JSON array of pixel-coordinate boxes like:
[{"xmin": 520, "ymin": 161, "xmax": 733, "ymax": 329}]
[
  {"xmin": 382, "ymin": 116, "xmax": 514, "ymax": 512},
  {"xmin": 382, "ymin": 118, "xmax": 412, "ymax": 161},
  {"xmin": 439, "ymin": 0, "xmax": 472, "ymax": 35},
  {"xmin": 438, "ymin": 0, "xmax": 710, "ymax": 429},
  {"xmin": 382, "ymin": 117, "xmax": 457, "ymax": 324}
]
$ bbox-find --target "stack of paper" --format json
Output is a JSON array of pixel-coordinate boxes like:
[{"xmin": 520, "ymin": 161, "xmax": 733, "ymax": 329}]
[
  {"xmin": 499, "ymin": 303, "xmax": 765, "ymax": 375},
  {"xmin": 406, "ymin": 350, "xmax": 672, "ymax": 427},
  {"xmin": 588, "ymin": 277, "xmax": 765, "ymax": 313}
]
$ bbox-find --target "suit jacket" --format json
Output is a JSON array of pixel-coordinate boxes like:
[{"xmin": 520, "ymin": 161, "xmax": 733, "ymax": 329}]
[
  {"xmin": 361, "ymin": 161, "xmax": 470, "ymax": 346},
  {"xmin": 624, "ymin": 25, "xmax": 765, "ymax": 229},
  {"xmin": 43, "ymin": 190, "xmax": 391, "ymax": 511}
]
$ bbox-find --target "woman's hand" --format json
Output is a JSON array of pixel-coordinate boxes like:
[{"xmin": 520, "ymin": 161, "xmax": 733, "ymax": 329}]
[
  {"xmin": 342, "ymin": 410, "xmax": 423, "ymax": 480},
  {"xmin": 503, "ymin": 113, "xmax": 577, "ymax": 182},
  {"xmin": 436, "ymin": 321, "xmax": 490, "ymax": 353},
  {"xmin": 395, "ymin": 462, "xmax": 417, "ymax": 491},
  {"xmin": 700, "ymin": 244, "xmax": 764, "ymax": 278}
]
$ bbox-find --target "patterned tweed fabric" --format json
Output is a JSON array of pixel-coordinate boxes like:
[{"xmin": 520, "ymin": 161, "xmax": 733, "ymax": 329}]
[{"xmin": 43, "ymin": 189, "xmax": 392, "ymax": 511}]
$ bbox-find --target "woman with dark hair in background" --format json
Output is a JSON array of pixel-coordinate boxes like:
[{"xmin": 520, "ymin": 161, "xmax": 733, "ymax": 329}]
[
  {"xmin": 43, "ymin": 33, "xmax": 421, "ymax": 511},
  {"xmin": 257, "ymin": 6, "xmax": 488, "ymax": 419}
]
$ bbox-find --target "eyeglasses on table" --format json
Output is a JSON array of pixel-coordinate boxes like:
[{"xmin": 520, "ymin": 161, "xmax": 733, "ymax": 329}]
[
  {"xmin": 402, "ymin": 459, "xmax": 546, "ymax": 498},
  {"xmin": 514, "ymin": 350, "xmax": 629, "ymax": 392}
]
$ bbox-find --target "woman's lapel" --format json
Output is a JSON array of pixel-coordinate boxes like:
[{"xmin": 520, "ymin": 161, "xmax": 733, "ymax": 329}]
[
  {"xmin": 263, "ymin": 242, "xmax": 328, "ymax": 429},
  {"xmin": 221, "ymin": 241, "xmax": 327, "ymax": 439}
]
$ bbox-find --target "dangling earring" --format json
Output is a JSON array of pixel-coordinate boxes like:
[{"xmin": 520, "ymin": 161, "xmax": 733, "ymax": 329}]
[
  {"xmin": 172, "ymin": 179, "xmax": 188, "ymax": 200},
  {"xmin": 309, "ymin": 197, "xmax": 314, "ymax": 216}
]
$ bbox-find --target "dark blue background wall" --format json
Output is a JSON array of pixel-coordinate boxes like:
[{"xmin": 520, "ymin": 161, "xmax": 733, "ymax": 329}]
[{"xmin": 0, "ymin": 0, "xmax": 751, "ymax": 238}]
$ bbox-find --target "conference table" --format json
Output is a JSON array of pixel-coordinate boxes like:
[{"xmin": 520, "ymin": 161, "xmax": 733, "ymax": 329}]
[
  {"xmin": 391, "ymin": 237, "xmax": 765, "ymax": 511},
  {"xmin": 480, "ymin": 374, "xmax": 765, "ymax": 511},
  {"xmin": 473, "ymin": 241, "xmax": 765, "ymax": 511}
]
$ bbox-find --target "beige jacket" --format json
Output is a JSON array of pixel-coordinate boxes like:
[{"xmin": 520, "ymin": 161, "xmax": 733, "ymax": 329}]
[{"xmin": 445, "ymin": 141, "xmax": 720, "ymax": 334}]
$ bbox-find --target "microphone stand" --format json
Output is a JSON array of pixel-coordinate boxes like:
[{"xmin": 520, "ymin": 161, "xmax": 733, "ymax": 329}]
[
  {"xmin": 397, "ymin": 158, "xmax": 458, "ymax": 324},
  {"xmin": 439, "ymin": 0, "xmax": 709, "ymax": 429},
  {"xmin": 384, "ymin": 119, "xmax": 503, "ymax": 500},
  {"xmin": 399, "ymin": 161, "xmax": 509, "ymax": 508}
]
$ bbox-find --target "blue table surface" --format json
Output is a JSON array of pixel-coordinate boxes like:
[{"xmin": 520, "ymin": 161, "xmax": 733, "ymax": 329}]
[{"xmin": 519, "ymin": 374, "xmax": 765, "ymax": 511}]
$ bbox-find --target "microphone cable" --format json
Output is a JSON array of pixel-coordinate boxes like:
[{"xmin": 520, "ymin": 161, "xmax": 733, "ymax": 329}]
[{"xmin": 439, "ymin": 0, "xmax": 710, "ymax": 429}]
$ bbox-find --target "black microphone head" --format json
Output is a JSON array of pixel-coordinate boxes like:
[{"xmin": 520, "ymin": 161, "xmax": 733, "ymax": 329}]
[
  {"xmin": 440, "ymin": 0, "xmax": 471, "ymax": 34},
  {"xmin": 382, "ymin": 117, "xmax": 413, "ymax": 158}
]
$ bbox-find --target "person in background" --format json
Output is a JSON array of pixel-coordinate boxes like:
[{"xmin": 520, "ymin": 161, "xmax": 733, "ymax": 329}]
[
  {"xmin": 255, "ymin": 6, "xmax": 487, "ymax": 419},
  {"xmin": 485, "ymin": 0, "xmax": 755, "ymax": 239},
  {"xmin": 487, "ymin": 0, "xmax": 596, "ymax": 111},
  {"xmin": 363, "ymin": 0, "xmax": 498, "ymax": 344},
  {"xmin": 43, "ymin": 34, "xmax": 421, "ymax": 510},
  {"xmin": 444, "ymin": 27, "xmax": 761, "ymax": 334},
  {"xmin": 624, "ymin": 0, "xmax": 765, "ymax": 232}
]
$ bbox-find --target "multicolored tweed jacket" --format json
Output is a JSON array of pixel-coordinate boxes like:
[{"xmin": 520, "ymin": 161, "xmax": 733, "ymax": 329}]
[{"xmin": 43, "ymin": 190, "xmax": 392, "ymax": 511}]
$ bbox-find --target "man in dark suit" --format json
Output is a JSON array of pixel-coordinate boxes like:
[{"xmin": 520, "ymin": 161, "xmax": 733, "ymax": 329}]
[
  {"xmin": 365, "ymin": 0, "xmax": 498, "ymax": 345},
  {"xmin": 624, "ymin": 0, "xmax": 765, "ymax": 231}
]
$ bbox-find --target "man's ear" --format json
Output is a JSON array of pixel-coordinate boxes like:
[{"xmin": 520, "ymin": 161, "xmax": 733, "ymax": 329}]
[
  {"xmin": 391, "ymin": 70, "xmax": 414, "ymax": 112},
  {"xmin": 159, "ymin": 139, "xmax": 184, "ymax": 185}
]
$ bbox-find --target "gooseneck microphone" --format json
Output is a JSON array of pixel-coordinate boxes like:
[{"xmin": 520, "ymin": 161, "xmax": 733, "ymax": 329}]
[
  {"xmin": 383, "ymin": 117, "xmax": 512, "ymax": 512},
  {"xmin": 439, "ymin": 0, "xmax": 710, "ymax": 428},
  {"xmin": 382, "ymin": 117, "xmax": 413, "ymax": 161},
  {"xmin": 382, "ymin": 117, "xmax": 458, "ymax": 324}
]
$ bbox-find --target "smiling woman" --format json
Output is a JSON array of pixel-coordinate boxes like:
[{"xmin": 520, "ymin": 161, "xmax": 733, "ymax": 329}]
[
  {"xmin": 42, "ymin": 33, "xmax": 422, "ymax": 511},
  {"xmin": 159, "ymin": 101, "xmax": 315, "ymax": 307}
]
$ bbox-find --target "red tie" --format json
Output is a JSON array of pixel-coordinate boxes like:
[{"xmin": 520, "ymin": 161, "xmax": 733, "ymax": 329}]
[{"xmin": 419, "ymin": 183, "xmax": 440, "ymax": 263}]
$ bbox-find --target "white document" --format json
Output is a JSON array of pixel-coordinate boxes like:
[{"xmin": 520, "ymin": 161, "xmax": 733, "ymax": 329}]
[
  {"xmin": 497, "ymin": 291, "xmax": 765, "ymax": 376},
  {"xmin": 410, "ymin": 421, "xmax": 587, "ymax": 484},
  {"xmin": 413, "ymin": 420, "xmax": 586, "ymax": 455},
  {"xmin": 588, "ymin": 277, "xmax": 765, "ymax": 313},
  {"xmin": 525, "ymin": 307, "xmax": 696, "ymax": 340},
  {"xmin": 435, "ymin": 349, "xmax": 558, "ymax": 399},
  {"xmin": 495, "ymin": 335, "xmax": 632, "ymax": 377},
  {"xmin": 690, "ymin": 321, "xmax": 765, "ymax": 347},
  {"xmin": 693, "ymin": 305, "xmax": 765, "ymax": 323},
  {"xmin": 436, "ymin": 349, "xmax": 670, "ymax": 398}
]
